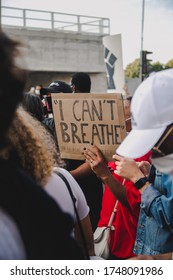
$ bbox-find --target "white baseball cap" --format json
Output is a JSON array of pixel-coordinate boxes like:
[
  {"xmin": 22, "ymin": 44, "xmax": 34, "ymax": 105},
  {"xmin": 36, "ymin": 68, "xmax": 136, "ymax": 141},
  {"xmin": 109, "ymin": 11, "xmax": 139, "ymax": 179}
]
[{"xmin": 116, "ymin": 68, "xmax": 173, "ymax": 158}]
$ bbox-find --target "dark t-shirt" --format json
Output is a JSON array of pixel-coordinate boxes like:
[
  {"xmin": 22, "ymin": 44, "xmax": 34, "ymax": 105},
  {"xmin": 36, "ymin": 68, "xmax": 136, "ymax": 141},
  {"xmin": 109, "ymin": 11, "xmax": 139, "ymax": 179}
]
[{"xmin": 0, "ymin": 159, "xmax": 84, "ymax": 260}]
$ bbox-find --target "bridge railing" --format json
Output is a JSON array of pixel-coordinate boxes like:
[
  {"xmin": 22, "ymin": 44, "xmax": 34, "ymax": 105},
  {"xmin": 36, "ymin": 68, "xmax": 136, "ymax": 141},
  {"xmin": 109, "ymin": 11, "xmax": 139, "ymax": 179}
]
[{"xmin": 2, "ymin": 6, "xmax": 110, "ymax": 35}]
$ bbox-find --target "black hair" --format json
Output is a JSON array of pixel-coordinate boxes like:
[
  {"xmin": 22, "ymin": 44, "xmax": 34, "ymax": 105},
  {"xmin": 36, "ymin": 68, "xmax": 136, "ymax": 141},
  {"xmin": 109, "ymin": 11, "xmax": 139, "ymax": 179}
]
[
  {"xmin": 71, "ymin": 72, "xmax": 91, "ymax": 93},
  {"xmin": 124, "ymin": 95, "xmax": 133, "ymax": 102},
  {"xmin": 22, "ymin": 92, "xmax": 44, "ymax": 122},
  {"xmin": 0, "ymin": 31, "xmax": 27, "ymax": 148}
]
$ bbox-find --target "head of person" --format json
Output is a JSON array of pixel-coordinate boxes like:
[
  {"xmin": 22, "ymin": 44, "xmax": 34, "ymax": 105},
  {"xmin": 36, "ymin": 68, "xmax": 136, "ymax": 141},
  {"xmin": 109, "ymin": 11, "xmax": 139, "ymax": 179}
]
[
  {"xmin": 123, "ymin": 96, "xmax": 133, "ymax": 133},
  {"xmin": 116, "ymin": 69, "xmax": 173, "ymax": 174},
  {"xmin": 0, "ymin": 31, "xmax": 27, "ymax": 149},
  {"xmin": 40, "ymin": 81, "xmax": 72, "ymax": 113},
  {"xmin": 1, "ymin": 107, "xmax": 59, "ymax": 186},
  {"xmin": 22, "ymin": 92, "xmax": 44, "ymax": 122},
  {"xmin": 35, "ymin": 84, "xmax": 43, "ymax": 96},
  {"xmin": 40, "ymin": 81, "xmax": 72, "ymax": 96},
  {"xmin": 71, "ymin": 72, "xmax": 91, "ymax": 93}
]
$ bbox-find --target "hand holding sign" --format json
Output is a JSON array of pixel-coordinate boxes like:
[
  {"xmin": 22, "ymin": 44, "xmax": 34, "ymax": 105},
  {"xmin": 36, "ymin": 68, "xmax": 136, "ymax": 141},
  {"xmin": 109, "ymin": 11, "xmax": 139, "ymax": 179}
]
[{"xmin": 84, "ymin": 144, "xmax": 110, "ymax": 179}]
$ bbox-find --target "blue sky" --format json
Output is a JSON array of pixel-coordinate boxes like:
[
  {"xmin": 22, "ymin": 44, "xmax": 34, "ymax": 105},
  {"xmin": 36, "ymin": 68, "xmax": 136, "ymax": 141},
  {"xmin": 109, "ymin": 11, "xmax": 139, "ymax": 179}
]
[{"xmin": 3, "ymin": 0, "xmax": 173, "ymax": 68}]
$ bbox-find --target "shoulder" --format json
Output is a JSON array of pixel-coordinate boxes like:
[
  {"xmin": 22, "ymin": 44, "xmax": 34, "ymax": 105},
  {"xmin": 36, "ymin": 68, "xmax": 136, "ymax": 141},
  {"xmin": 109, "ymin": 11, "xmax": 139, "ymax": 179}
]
[
  {"xmin": 53, "ymin": 168, "xmax": 89, "ymax": 219},
  {"xmin": 0, "ymin": 209, "xmax": 26, "ymax": 259},
  {"xmin": 53, "ymin": 167, "xmax": 88, "ymax": 199},
  {"xmin": 53, "ymin": 167, "xmax": 77, "ymax": 185}
]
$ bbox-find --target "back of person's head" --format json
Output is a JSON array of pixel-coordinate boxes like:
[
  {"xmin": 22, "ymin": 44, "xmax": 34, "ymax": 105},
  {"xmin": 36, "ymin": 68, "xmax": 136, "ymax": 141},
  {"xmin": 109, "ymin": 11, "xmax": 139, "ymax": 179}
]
[
  {"xmin": 0, "ymin": 31, "xmax": 27, "ymax": 148},
  {"xmin": 2, "ymin": 108, "xmax": 59, "ymax": 186},
  {"xmin": 22, "ymin": 92, "xmax": 44, "ymax": 122},
  {"xmin": 71, "ymin": 72, "xmax": 91, "ymax": 93}
]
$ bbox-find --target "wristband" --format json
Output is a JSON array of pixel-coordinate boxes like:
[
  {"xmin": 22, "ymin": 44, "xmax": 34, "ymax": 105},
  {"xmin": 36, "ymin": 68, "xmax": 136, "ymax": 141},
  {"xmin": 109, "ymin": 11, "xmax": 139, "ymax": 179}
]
[{"xmin": 134, "ymin": 177, "xmax": 148, "ymax": 190}]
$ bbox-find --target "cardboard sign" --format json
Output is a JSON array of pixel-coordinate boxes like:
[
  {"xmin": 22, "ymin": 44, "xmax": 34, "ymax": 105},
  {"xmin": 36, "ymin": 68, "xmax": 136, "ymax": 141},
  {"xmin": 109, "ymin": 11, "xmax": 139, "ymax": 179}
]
[{"xmin": 52, "ymin": 93, "xmax": 126, "ymax": 161}]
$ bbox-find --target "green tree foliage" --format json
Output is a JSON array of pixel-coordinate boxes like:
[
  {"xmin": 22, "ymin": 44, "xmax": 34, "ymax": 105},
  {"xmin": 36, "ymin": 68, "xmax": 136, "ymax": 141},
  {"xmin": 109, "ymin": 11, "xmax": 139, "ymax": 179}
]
[
  {"xmin": 125, "ymin": 58, "xmax": 173, "ymax": 78},
  {"xmin": 124, "ymin": 59, "xmax": 140, "ymax": 78},
  {"xmin": 165, "ymin": 59, "xmax": 173, "ymax": 69},
  {"xmin": 150, "ymin": 61, "xmax": 164, "ymax": 72}
]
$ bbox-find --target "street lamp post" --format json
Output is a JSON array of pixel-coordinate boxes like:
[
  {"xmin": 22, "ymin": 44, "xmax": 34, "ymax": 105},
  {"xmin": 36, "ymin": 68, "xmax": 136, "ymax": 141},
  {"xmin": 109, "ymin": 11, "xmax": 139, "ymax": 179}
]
[{"xmin": 140, "ymin": 0, "xmax": 145, "ymax": 82}]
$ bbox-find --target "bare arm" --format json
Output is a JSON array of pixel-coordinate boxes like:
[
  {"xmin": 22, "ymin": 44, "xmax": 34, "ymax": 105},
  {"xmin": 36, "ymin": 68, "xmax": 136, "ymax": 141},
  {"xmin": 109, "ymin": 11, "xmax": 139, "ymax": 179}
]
[
  {"xmin": 70, "ymin": 162, "xmax": 92, "ymax": 179},
  {"xmin": 84, "ymin": 145, "xmax": 128, "ymax": 206}
]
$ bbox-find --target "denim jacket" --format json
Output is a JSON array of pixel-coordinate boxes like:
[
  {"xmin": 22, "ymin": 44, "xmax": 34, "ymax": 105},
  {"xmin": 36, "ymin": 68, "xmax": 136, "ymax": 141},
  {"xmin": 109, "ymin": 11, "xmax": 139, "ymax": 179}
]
[{"xmin": 134, "ymin": 170, "xmax": 173, "ymax": 255}]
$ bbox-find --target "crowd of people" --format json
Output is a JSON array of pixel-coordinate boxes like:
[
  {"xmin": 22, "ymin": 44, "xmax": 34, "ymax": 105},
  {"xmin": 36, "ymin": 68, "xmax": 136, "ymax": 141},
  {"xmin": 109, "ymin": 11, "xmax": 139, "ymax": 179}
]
[{"xmin": 0, "ymin": 29, "xmax": 173, "ymax": 260}]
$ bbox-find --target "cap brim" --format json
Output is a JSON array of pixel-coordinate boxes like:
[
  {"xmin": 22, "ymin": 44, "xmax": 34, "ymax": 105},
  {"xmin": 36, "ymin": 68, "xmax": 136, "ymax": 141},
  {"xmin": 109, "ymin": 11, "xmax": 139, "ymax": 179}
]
[
  {"xmin": 40, "ymin": 88, "xmax": 60, "ymax": 95},
  {"xmin": 116, "ymin": 127, "xmax": 166, "ymax": 158}
]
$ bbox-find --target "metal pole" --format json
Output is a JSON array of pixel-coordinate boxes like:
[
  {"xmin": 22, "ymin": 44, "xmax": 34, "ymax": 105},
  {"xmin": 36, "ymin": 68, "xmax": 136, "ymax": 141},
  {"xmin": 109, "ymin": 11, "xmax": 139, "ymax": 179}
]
[
  {"xmin": 141, "ymin": 0, "xmax": 145, "ymax": 51},
  {"xmin": 140, "ymin": 0, "xmax": 145, "ymax": 81}
]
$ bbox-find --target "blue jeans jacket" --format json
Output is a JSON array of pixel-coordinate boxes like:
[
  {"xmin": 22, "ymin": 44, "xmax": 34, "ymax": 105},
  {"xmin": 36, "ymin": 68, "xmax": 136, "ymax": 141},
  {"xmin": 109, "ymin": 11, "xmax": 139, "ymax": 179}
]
[{"xmin": 134, "ymin": 170, "xmax": 173, "ymax": 255}]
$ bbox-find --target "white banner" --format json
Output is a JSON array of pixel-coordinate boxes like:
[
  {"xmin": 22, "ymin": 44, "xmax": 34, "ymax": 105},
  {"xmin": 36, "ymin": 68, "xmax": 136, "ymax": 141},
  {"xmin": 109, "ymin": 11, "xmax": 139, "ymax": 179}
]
[{"xmin": 103, "ymin": 34, "xmax": 125, "ymax": 94}]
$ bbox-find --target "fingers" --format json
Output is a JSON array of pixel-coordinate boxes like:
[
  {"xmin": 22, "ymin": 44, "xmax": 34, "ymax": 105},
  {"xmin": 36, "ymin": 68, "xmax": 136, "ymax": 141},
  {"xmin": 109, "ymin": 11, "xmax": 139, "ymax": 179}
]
[
  {"xmin": 84, "ymin": 148, "xmax": 96, "ymax": 159},
  {"xmin": 83, "ymin": 146, "xmax": 97, "ymax": 166},
  {"xmin": 85, "ymin": 153, "xmax": 95, "ymax": 165},
  {"xmin": 137, "ymin": 161, "xmax": 144, "ymax": 168},
  {"xmin": 137, "ymin": 161, "xmax": 151, "ymax": 177},
  {"xmin": 112, "ymin": 156, "xmax": 142, "ymax": 181},
  {"xmin": 83, "ymin": 145, "xmax": 104, "ymax": 161},
  {"xmin": 112, "ymin": 154, "xmax": 124, "ymax": 162}
]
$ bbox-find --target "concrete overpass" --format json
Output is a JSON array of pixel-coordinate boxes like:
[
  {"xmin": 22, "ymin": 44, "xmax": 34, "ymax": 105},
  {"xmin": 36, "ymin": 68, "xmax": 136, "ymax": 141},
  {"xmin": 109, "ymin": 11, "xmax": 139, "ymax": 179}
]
[{"xmin": 2, "ymin": 6, "xmax": 110, "ymax": 92}]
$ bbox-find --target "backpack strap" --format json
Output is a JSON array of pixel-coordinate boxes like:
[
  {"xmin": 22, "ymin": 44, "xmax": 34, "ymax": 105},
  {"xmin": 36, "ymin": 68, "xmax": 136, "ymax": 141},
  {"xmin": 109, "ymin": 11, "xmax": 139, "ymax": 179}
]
[{"xmin": 54, "ymin": 170, "xmax": 90, "ymax": 260}]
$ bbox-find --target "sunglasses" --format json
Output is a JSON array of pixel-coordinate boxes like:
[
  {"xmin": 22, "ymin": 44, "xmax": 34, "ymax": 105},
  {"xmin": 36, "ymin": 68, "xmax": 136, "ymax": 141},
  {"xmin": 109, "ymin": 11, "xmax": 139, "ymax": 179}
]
[{"xmin": 152, "ymin": 126, "xmax": 173, "ymax": 157}]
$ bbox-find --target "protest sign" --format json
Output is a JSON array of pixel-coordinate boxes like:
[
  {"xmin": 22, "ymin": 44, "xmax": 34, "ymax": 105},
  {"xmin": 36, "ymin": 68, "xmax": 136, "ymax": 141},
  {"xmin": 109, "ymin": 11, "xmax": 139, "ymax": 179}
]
[
  {"xmin": 103, "ymin": 34, "xmax": 125, "ymax": 93},
  {"xmin": 52, "ymin": 93, "xmax": 126, "ymax": 160}
]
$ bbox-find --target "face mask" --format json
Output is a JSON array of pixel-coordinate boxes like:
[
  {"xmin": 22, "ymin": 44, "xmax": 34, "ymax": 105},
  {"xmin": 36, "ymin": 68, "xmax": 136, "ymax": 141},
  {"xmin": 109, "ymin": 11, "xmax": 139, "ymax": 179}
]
[
  {"xmin": 35, "ymin": 90, "xmax": 40, "ymax": 95},
  {"xmin": 151, "ymin": 153, "xmax": 173, "ymax": 175}
]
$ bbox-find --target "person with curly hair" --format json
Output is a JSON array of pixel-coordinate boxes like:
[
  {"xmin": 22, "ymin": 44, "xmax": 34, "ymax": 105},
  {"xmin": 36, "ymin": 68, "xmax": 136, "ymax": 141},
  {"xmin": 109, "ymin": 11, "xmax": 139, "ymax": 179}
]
[
  {"xmin": 0, "ymin": 30, "xmax": 84, "ymax": 260},
  {"xmin": 4, "ymin": 107, "xmax": 94, "ymax": 258}
]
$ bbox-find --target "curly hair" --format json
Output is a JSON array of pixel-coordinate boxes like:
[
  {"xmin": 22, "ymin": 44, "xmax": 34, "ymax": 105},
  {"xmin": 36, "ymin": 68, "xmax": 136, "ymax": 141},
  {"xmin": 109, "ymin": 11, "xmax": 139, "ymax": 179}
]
[{"xmin": 0, "ymin": 108, "xmax": 60, "ymax": 186}]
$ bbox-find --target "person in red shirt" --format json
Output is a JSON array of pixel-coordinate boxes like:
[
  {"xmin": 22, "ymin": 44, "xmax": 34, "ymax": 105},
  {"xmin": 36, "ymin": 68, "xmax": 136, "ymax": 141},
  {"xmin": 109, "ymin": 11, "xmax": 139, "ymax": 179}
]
[
  {"xmin": 71, "ymin": 95, "xmax": 151, "ymax": 258},
  {"xmin": 96, "ymin": 152, "xmax": 151, "ymax": 259},
  {"xmin": 84, "ymin": 96, "xmax": 151, "ymax": 259}
]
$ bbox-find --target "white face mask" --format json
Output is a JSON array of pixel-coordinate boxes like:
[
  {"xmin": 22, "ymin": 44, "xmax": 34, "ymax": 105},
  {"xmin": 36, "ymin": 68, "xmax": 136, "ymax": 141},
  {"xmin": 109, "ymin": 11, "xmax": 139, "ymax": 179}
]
[
  {"xmin": 35, "ymin": 89, "xmax": 40, "ymax": 95},
  {"xmin": 151, "ymin": 153, "xmax": 173, "ymax": 175}
]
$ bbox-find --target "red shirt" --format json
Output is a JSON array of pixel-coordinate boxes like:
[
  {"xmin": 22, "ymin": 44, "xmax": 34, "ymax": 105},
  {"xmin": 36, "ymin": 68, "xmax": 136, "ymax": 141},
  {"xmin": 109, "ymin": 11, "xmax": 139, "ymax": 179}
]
[{"xmin": 98, "ymin": 152, "xmax": 151, "ymax": 259}]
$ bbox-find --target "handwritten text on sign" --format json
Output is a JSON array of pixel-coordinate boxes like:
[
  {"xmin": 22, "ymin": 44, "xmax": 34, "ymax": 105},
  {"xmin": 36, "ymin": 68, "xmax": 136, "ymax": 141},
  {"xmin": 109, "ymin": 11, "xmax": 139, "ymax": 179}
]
[{"xmin": 52, "ymin": 93, "xmax": 126, "ymax": 160}]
